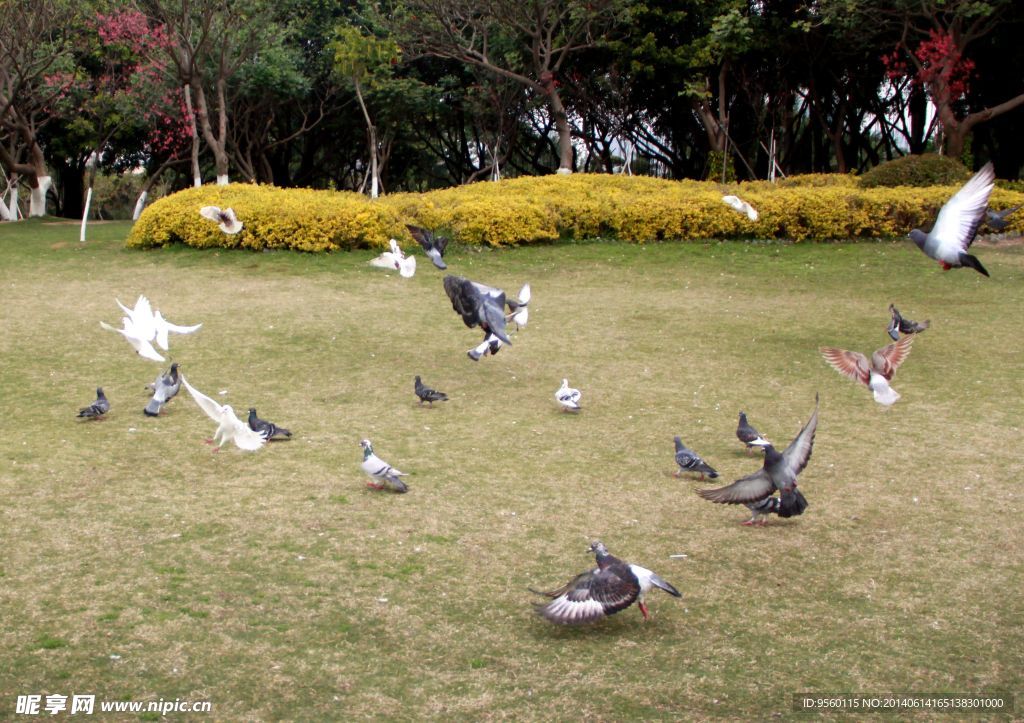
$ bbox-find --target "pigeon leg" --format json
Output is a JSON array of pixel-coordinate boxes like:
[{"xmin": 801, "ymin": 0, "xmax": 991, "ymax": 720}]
[
  {"xmin": 366, "ymin": 481, "xmax": 384, "ymax": 490},
  {"xmin": 741, "ymin": 517, "xmax": 759, "ymax": 526},
  {"xmin": 673, "ymin": 470, "xmax": 680, "ymax": 478},
  {"xmin": 639, "ymin": 600, "xmax": 650, "ymax": 621}
]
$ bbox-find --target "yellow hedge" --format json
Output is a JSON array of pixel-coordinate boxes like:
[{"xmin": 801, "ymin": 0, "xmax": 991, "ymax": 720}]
[{"xmin": 127, "ymin": 173, "xmax": 1024, "ymax": 251}]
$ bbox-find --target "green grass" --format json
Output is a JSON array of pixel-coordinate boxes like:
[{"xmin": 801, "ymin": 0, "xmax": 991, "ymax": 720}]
[{"xmin": 1, "ymin": 218, "xmax": 1022, "ymax": 720}]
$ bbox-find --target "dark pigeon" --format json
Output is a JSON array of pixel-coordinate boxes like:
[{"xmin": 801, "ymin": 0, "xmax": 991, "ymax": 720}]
[
  {"xmin": 985, "ymin": 205, "xmax": 1021, "ymax": 232},
  {"xmin": 887, "ymin": 304, "xmax": 930, "ymax": 341},
  {"xmin": 736, "ymin": 411, "xmax": 768, "ymax": 453},
  {"xmin": 414, "ymin": 376, "xmax": 448, "ymax": 406},
  {"xmin": 78, "ymin": 387, "xmax": 110, "ymax": 419},
  {"xmin": 673, "ymin": 436, "xmax": 718, "ymax": 480},
  {"xmin": 442, "ymin": 274, "xmax": 512, "ymax": 346},
  {"xmin": 247, "ymin": 408, "xmax": 292, "ymax": 440},
  {"xmin": 144, "ymin": 362, "xmax": 181, "ymax": 416},
  {"xmin": 407, "ymin": 224, "xmax": 449, "ymax": 269}
]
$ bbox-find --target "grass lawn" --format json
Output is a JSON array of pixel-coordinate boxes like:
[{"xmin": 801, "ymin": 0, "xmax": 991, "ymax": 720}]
[{"xmin": 1, "ymin": 219, "xmax": 1022, "ymax": 720}]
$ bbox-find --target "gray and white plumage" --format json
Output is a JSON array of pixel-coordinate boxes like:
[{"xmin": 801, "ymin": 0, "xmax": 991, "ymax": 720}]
[
  {"xmin": 369, "ymin": 239, "xmax": 416, "ymax": 278},
  {"xmin": 77, "ymin": 387, "xmax": 110, "ymax": 419},
  {"xmin": 144, "ymin": 362, "xmax": 181, "ymax": 416},
  {"xmin": 359, "ymin": 439, "xmax": 408, "ymax": 493},
  {"xmin": 199, "ymin": 205, "xmax": 243, "ymax": 234},
  {"xmin": 443, "ymin": 274, "xmax": 512, "ymax": 346},
  {"xmin": 821, "ymin": 336, "xmax": 913, "ymax": 406},
  {"xmin": 506, "ymin": 283, "xmax": 531, "ymax": 329},
  {"xmin": 985, "ymin": 204, "xmax": 1021, "ymax": 232},
  {"xmin": 673, "ymin": 436, "xmax": 718, "ymax": 479},
  {"xmin": 555, "ymin": 378, "xmax": 581, "ymax": 411},
  {"xmin": 99, "ymin": 318, "xmax": 165, "ymax": 362},
  {"xmin": 722, "ymin": 194, "xmax": 759, "ymax": 221},
  {"xmin": 247, "ymin": 408, "xmax": 291, "ymax": 440},
  {"xmin": 908, "ymin": 162, "xmax": 993, "ymax": 277},
  {"xmin": 887, "ymin": 304, "xmax": 930, "ymax": 341},
  {"xmin": 531, "ymin": 541, "xmax": 681, "ymax": 625},
  {"xmin": 467, "ymin": 334, "xmax": 503, "ymax": 361},
  {"xmin": 180, "ymin": 374, "xmax": 267, "ymax": 451},
  {"xmin": 414, "ymin": 376, "xmax": 448, "ymax": 406},
  {"xmin": 407, "ymin": 224, "xmax": 449, "ymax": 269},
  {"xmin": 736, "ymin": 411, "xmax": 768, "ymax": 452},
  {"xmin": 700, "ymin": 394, "xmax": 818, "ymax": 526}
]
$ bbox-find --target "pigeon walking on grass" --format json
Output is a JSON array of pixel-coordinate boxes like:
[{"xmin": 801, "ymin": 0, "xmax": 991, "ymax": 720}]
[
  {"xmin": 199, "ymin": 206, "xmax": 243, "ymax": 234},
  {"xmin": 673, "ymin": 437, "xmax": 718, "ymax": 480},
  {"xmin": 144, "ymin": 362, "xmax": 181, "ymax": 416},
  {"xmin": 359, "ymin": 439, "xmax": 408, "ymax": 493},
  {"xmin": 414, "ymin": 376, "xmax": 448, "ymax": 406},
  {"xmin": 555, "ymin": 379, "xmax": 581, "ymax": 411},
  {"xmin": 407, "ymin": 225, "xmax": 449, "ymax": 270},
  {"xmin": 443, "ymin": 274, "xmax": 513, "ymax": 351},
  {"xmin": 247, "ymin": 408, "xmax": 292, "ymax": 440},
  {"xmin": 77, "ymin": 388, "xmax": 110, "ymax": 419},
  {"xmin": 180, "ymin": 375, "xmax": 267, "ymax": 452},
  {"xmin": 908, "ymin": 162, "xmax": 994, "ymax": 277},
  {"xmin": 531, "ymin": 541, "xmax": 681, "ymax": 625},
  {"xmin": 887, "ymin": 304, "xmax": 930, "ymax": 341},
  {"xmin": 821, "ymin": 335, "xmax": 913, "ymax": 406},
  {"xmin": 736, "ymin": 412, "xmax": 768, "ymax": 453}
]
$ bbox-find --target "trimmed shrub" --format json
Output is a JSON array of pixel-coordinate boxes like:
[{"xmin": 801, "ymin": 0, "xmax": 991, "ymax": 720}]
[{"xmin": 857, "ymin": 154, "xmax": 971, "ymax": 188}]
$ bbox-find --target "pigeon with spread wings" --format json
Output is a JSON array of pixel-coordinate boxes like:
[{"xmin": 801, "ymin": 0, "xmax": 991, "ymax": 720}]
[
  {"xmin": 180, "ymin": 375, "xmax": 266, "ymax": 451},
  {"xmin": 407, "ymin": 225, "xmax": 449, "ymax": 269},
  {"xmin": 442, "ymin": 274, "xmax": 513, "ymax": 347},
  {"xmin": 821, "ymin": 335, "xmax": 913, "ymax": 406}
]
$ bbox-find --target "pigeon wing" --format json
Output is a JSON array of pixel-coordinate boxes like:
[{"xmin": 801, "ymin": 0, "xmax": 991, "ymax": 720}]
[
  {"xmin": 697, "ymin": 469, "xmax": 775, "ymax": 504},
  {"xmin": 534, "ymin": 566, "xmax": 640, "ymax": 625},
  {"xmin": 406, "ymin": 224, "xmax": 433, "ymax": 252},
  {"xmin": 820, "ymin": 347, "xmax": 871, "ymax": 387},
  {"xmin": 199, "ymin": 205, "xmax": 223, "ymax": 223},
  {"xmin": 779, "ymin": 395, "xmax": 819, "ymax": 481},
  {"xmin": 871, "ymin": 335, "xmax": 913, "ymax": 380},
  {"xmin": 930, "ymin": 162, "xmax": 995, "ymax": 255},
  {"xmin": 226, "ymin": 412, "xmax": 267, "ymax": 450},
  {"xmin": 180, "ymin": 375, "xmax": 225, "ymax": 424},
  {"xmin": 443, "ymin": 275, "xmax": 480, "ymax": 327}
]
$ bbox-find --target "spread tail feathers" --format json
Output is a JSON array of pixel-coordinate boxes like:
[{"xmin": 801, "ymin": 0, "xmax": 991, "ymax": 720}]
[
  {"xmin": 959, "ymin": 253, "xmax": 989, "ymax": 277},
  {"xmin": 778, "ymin": 489, "xmax": 808, "ymax": 518}
]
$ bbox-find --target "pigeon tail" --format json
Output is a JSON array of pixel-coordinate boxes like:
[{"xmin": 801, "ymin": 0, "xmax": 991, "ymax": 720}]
[
  {"xmin": 143, "ymin": 398, "xmax": 162, "ymax": 416},
  {"xmin": 777, "ymin": 489, "xmax": 808, "ymax": 518},
  {"xmin": 958, "ymin": 253, "xmax": 990, "ymax": 277}
]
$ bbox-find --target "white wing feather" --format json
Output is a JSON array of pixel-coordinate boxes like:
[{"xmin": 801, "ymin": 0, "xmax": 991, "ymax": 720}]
[{"xmin": 930, "ymin": 163, "xmax": 994, "ymax": 257}]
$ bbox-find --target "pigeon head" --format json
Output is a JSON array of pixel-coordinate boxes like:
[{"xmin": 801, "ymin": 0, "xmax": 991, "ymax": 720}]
[
  {"xmin": 170, "ymin": 362, "xmax": 180, "ymax": 372},
  {"xmin": 908, "ymin": 229, "xmax": 928, "ymax": 250},
  {"xmin": 588, "ymin": 540, "xmax": 608, "ymax": 556},
  {"xmin": 96, "ymin": 387, "xmax": 105, "ymax": 398}
]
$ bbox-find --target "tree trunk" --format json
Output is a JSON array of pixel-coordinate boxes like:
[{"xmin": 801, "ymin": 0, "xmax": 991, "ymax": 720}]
[
  {"xmin": 183, "ymin": 84, "xmax": 202, "ymax": 187},
  {"xmin": 908, "ymin": 83, "xmax": 927, "ymax": 154},
  {"xmin": 193, "ymin": 83, "xmax": 230, "ymax": 185},
  {"xmin": 352, "ymin": 79, "xmax": 380, "ymax": 198},
  {"xmin": 80, "ymin": 151, "xmax": 98, "ymax": 242},
  {"xmin": 545, "ymin": 84, "xmax": 573, "ymax": 173}
]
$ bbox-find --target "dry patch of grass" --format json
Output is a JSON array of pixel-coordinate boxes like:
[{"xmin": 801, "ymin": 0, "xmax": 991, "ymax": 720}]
[{"xmin": 1, "ymin": 220, "xmax": 1021, "ymax": 719}]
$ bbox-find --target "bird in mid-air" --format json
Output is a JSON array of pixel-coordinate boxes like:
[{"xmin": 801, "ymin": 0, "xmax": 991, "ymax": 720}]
[
  {"xmin": 821, "ymin": 336, "xmax": 913, "ymax": 406},
  {"xmin": 199, "ymin": 205, "xmax": 243, "ymax": 234},
  {"xmin": 887, "ymin": 304, "xmax": 929, "ymax": 341}
]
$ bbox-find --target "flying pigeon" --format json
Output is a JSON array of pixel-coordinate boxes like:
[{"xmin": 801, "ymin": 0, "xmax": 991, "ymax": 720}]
[
  {"xmin": 887, "ymin": 304, "xmax": 930, "ymax": 341},
  {"xmin": 180, "ymin": 375, "xmax": 267, "ymax": 451},
  {"xmin": 368, "ymin": 239, "xmax": 416, "ymax": 278},
  {"xmin": 407, "ymin": 224, "xmax": 449, "ymax": 269},
  {"xmin": 555, "ymin": 378, "xmax": 581, "ymax": 411},
  {"xmin": 820, "ymin": 335, "xmax": 913, "ymax": 406},
  {"xmin": 505, "ymin": 283, "xmax": 531, "ymax": 330},
  {"xmin": 531, "ymin": 541, "xmax": 681, "ymax": 625},
  {"xmin": 199, "ymin": 205, "xmax": 243, "ymax": 234},
  {"xmin": 736, "ymin": 411, "xmax": 768, "ymax": 453},
  {"xmin": 908, "ymin": 162, "xmax": 993, "ymax": 276},
  {"xmin": 115, "ymin": 295, "xmax": 202, "ymax": 351},
  {"xmin": 699, "ymin": 394, "xmax": 819, "ymax": 526},
  {"xmin": 99, "ymin": 318, "xmax": 165, "ymax": 362},
  {"xmin": 247, "ymin": 408, "xmax": 292, "ymax": 440},
  {"xmin": 467, "ymin": 334, "xmax": 503, "ymax": 361},
  {"xmin": 722, "ymin": 194, "xmax": 759, "ymax": 221},
  {"xmin": 673, "ymin": 436, "xmax": 718, "ymax": 480},
  {"xmin": 414, "ymin": 376, "xmax": 448, "ymax": 406},
  {"xmin": 359, "ymin": 439, "xmax": 408, "ymax": 493},
  {"xmin": 144, "ymin": 362, "xmax": 181, "ymax": 416},
  {"xmin": 442, "ymin": 274, "xmax": 512, "ymax": 346},
  {"xmin": 985, "ymin": 205, "xmax": 1021, "ymax": 232},
  {"xmin": 77, "ymin": 387, "xmax": 110, "ymax": 419}
]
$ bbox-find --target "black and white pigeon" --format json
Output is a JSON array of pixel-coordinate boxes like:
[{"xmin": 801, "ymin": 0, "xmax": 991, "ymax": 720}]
[
  {"xmin": 414, "ymin": 376, "xmax": 448, "ymax": 406},
  {"xmin": 199, "ymin": 205, "xmax": 243, "ymax": 234},
  {"xmin": 407, "ymin": 224, "xmax": 449, "ymax": 269},
  {"xmin": 887, "ymin": 304, "xmax": 930, "ymax": 341},
  {"xmin": 144, "ymin": 362, "xmax": 181, "ymax": 416},
  {"xmin": 699, "ymin": 394, "xmax": 818, "ymax": 526},
  {"xmin": 736, "ymin": 411, "xmax": 768, "ymax": 453},
  {"xmin": 180, "ymin": 375, "xmax": 267, "ymax": 452},
  {"xmin": 821, "ymin": 335, "xmax": 913, "ymax": 406},
  {"xmin": 555, "ymin": 378, "xmax": 581, "ymax": 411},
  {"xmin": 359, "ymin": 439, "xmax": 408, "ymax": 493},
  {"xmin": 442, "ymin": 274, "xmax": 513, "ymax": 349},
  {"xmin": 531, "ymin": 541, "xmax": 681, "ymax": 625},
  {"xmin": 77, "ymin": 387, "xmax": 110, "ymax": 419},
  {"xmin": 673, "ymin": 436, "xmax": 718, "ymax": 480},
  {"xmin": 985, "ymin": 204, "xmax": 1021, "ymax": 232},
  {"xmin": 908, "ymin": 162, "xmax": 993, "ymax": 277},
  {"xmin": 247, "ymin": 408, "xmax": 292, "ymax": 440}
]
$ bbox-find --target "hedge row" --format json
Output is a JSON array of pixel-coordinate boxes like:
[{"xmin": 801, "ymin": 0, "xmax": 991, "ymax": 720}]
[{"xmin": 127, "ymin": 172, "xmax": 1024, "ymax": 251}]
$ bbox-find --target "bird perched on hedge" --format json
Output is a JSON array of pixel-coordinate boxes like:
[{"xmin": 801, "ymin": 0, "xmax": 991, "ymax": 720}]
[
  {"xmin": 359, "ymin": 439, "xmax": 408, "ymax": 493},
  {"xmin": 736, "ymin": 411, "xmax": 768, "ymax": 452},
  {"xmin": 78, "ymin": 387, "xmax": 110, "ymax": 420},
  {"xmin": 414, "ymin": 376, "xmax": 448, "ymax": 406},
  {"xmin": 887, "ymin": 304, "xmax": 929, "ymax": 341},
  {"xmin": 199, "ymin": 205, "xmax": 243, "ymax": 234},
  {"xmin": 247, "ymin": 408, "xmax": 292, "ymax": 440},
  {"xmin": 821, "ymin": 335, "xmax": 913, "ymax": 406},
  {"xmin": 180, "ymin": 375, "xmax": 267, "ymax": 452},
  {"xmin": 407, "ymin": 224, "xmax": 449, "ymax": 269},
  {"xmin": 909, "ymin": 162, "xmax": 993, "ymax": 277},
  {"xmin": 144, "ymin": 362, "xmax": 181, "ymax": 416},
  {"xmin": 443, "ymin": 274, "xmax": 513, "ymax": 348},
  {"xmin": 699, "ymin": 394, "xmax": 818, "ymax": 526},
  {"xmin": 531, "ymin": 541, "xmax": 681, "ymax": 625},
  {"xmin": 985, "ymin": 204, "xmax": 1021, "ymax": 232},
  {"xmin": 555, "ymin": 378, "xmax": 581, "ymax": 411},
  {"xmin": 673, "ymin": 436, "xmax": 718, "ymax": 480}
]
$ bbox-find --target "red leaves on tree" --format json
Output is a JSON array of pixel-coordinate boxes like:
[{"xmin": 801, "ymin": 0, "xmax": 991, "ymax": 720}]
[{"xmin": 882, "ymin": 29, "xmax": 974, "ymax": 105}]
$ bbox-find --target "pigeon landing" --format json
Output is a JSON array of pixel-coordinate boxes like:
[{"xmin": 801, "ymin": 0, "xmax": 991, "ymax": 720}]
[
  {"xmin": 407, "ymin": 224, "xmax": 449, "ymax": 269},
  {"xmin": 199, "ymin": 205, "xmax": 243, "ymax": 234},
  {"xmin": 506, "ymin": 283, "xmax": 531, "ymax": 330},
  {"xmin": 908, "ymin": 162, "xmax": 993, "ymax": 276},
  {"xmin": 115, "ymin": 295, "xmax": 202, "ymax": 351},
  {"xmin": 247, "ymin": 408, "xmax": 292, "ymax": 440},
  {"xmin": 144, "ymin": 362, "xmax": 181, "ymax": 416},
  {"xmin": 673, "ymin": 436, "xmax": 718, "ymax": 480},
  {"xmin": 699, "ymin": 394, "xmax": 819, "ymax": 526},
  {"xmin": 555, "ymin": 378, "xmax": 581, "ymax": 411},
  {"xmin": 77, "ymin": 388, "xmax": 110, "ymax": 419},
  {"xmin": 369, "ymin": 239, "xmax": 416, "ymax": 278},
  {"xmin": 414, "ymin": 376, "xmax": 448, "ymax": 406},
  {"xmin": 722, "ymin": 194, "xmax": 759, "ymax": 221},
  {"xmin": 531, "ymin": 541, "xmax": 681, "ymax": 625},
  {"xmin": 736, "ymin": 411, "xmax": 768, "ymax": 453},
  {"xmin": 985, "ymin": 205, "xmax": 1021, "ymax": 232},
  {"xmin": 887, "ymin": 304, "xmax": 930, "ymax": 341},
  {"xmin": 359, "ymin": 439, "xmax": 408, "ymax": 493},
  {"xmin": 180, "ymin": 375, "xmax": 267, "ymax": 452},
  {"xmin": 821, "ymin": 335, "xmax": 913, "ymax": 406},
  {"xmin": 99, "ymin": 319, "xmax": 165, "ymax": 362},
  {"xmin": 443, "ymin": 274, "xmax": 513, "ymax": 346}
]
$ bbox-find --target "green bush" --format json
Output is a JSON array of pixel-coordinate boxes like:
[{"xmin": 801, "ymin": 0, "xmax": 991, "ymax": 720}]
[{"xmin": 857, "ymin": 154, "xmax": 971, "ymax": 188}]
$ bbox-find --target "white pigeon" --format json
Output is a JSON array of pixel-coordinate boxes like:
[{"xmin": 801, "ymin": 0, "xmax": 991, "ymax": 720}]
[
  {"xmin": 152, "ymin": 310, "xmax": 202, "ymax": 351},
  {"xmin": 359, "ymin": 439, "xmax": 409, "ymax": 493},
  {"xmin": 99, "ymin": 318, "xmax": 165, "ymax": 362},
  {"xmin": 116, "ymin": 295, "xmax": 202, "ymax": 350},
  {"xmin": 555, "ymin": 378, "xmax": 581, "ymax": 411},
  {"xmin": 368, "ymin": 239, "xmax": 416, "ymax": 278},
  {"xmin": 507, "ymin": 283, "xmax": 531, "ymax": 329},
  {"xmin": 180, "ymin": 374, "xmax": 266, "ymax": 451},
  {"xmin": 722, "ymin": 194, "xmax": 759, "ymax": 221},
  {"xmin": 199, "ymin": 205, "xmax": 243, "ymax": 234}
]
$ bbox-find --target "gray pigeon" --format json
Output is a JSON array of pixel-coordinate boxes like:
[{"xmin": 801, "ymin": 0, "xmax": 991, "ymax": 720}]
[
  {"xmin": 78, "ymin": 387, "xmax": 110, "ymax": 419},
  {"xmin": 407, "ymin": 225, "xmax": 449, "ymax": 269},
  {"xmin": 701, "ymin": 394, "xmax": 818, "ymax": 526},
  {"xmin": 887, "ymin": 304, "xmax": 930, "ymax": 341},
  {"xmin": 359, "ymin": 439, "xmax": 409, "ymax": 493},
  {"xmin": 442, "ymin": 274, "xmax": 512, "ymax": 347},
  {"xmin": 144, "ymin": 362, "xmax": 181, "ymax": 416},
  {"xmin": 414, "ymin": 376, "xmax": 448, "ymax": 406},
  {"xmin": 908, "ymin": 162, "xmax": 993, "ymax": 277},
  {"xmin": 673, "ymin": 436, "xmax": 718, "ymax": 480},
  {"xmin": 985, "ymin": 205, "xmax": 1021, "ymax": 232},
  {"xmin": 736, "ymin": 411, "xmax": 768, "ymax": 453},
  {"xmin": 247, "ymin": 408, "xmax": 292, "ymax": 440}
]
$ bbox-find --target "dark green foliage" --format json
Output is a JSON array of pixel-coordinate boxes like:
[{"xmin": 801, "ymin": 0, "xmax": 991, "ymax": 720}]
[{"xmin": 857, "ymin": 154, "xmax": 972, "ymax": 188}]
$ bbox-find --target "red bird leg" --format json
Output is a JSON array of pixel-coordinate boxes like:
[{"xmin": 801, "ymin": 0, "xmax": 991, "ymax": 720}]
[
  {"xmin": 940, "ymin": 261, "xmax": 952, "ymax": 271},
  {"xmin": 639, "ymin": 600, "xmax": 650, "ymax": 621}
]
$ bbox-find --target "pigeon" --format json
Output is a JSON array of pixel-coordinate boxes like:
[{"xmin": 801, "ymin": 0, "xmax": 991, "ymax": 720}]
[
  {"xmin": 820, "ymin": 335, "xmax": 913, "ymax": 406},
  {"xmin": 414, "ymin": 376, "xmax": 448, "ymax": 406},
  {"xmin": 736, "ymin": 411, "xmax": 768, "ymax": 453},
  {"xmin": 99, "ymin": 318, "xmax": 165, "ymax": 362},
  {"xmin": 908, "ymin": 162, "xmax": 993, "ymax": 276},
  {"xmin": 407, "ymin": 224, "xmax": 449, "ymax": 269},
  {"xmin": 722, "ymin": 194, "xmax": 759, "ymax": 221},
  {"xmin": 77, "ymin": 387, "xmax": 110, "ymax": 419},
  {"xmin": 115, "ymin": 295, "xmax": 202, "ymax": 351},
  {"xmin": 467, "ymin": 334, "xmax": 503, "ymax": 361},
  {"xmin": 506, "ymin": 283, "xmax": 531, "ymax": 329},
  {"xmin": 443, "ymin": 274, "xmax": 512, "ymax": 346},
  {"xmin": 555, "ymin": 378, "xmax": 581, "ymax": 411},
  {"xmin": 247, "ymin": 408, "xmax": 292, "ymax": 440},
  {"xmin": 369, "ymin": 239, "xmax": 416, "ymax": 278},
  {"xmin": 199, "ymin": 205, "xmax": 243, "ymax": 234},
  {"xmin": 359, "ymin": 439, "xmax": 408, "ymax": 493},
  {"xmin": 144, "ymin": 362, "xmax": 181, "ymax": 416},
  {"xmin": 673, "ymin": 436, "xmax": 718, "ymax": 480},
  {"xmin": 985, "ymin": 205, "xmax": 1021, "ymax": 232},
  {"xmin": 531, "ymin": 541, "xmax": 681, "ymax": 625},
  {"xmin": 180, "ymin": 374, "xmax": 267, "ymax": 451},
  {"xmin": 699, "ymin": 394, "xmax": 818, "ymax": 526},
  {"xmin": 887, "ymin": 304, "xmax": 930, "ymax": 341}
]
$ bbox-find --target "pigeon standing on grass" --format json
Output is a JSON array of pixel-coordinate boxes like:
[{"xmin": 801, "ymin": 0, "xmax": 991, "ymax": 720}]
[
  {"xmin": 407, "ymin": 225, "xmax": 449, "ymax": 269},
  {"xmin": 443, "ymin": 275, "xmax": 513, "ymax": 355},
  {"xmin": 820, "ymin": 335, "xmax": 913, "ymax": 406},
  {"xmin": 673, "ymin": 437, "xmax": 718, "ymax": 480},
  {"xmin": 887, "ymin": 304, "xmax": 930, "ymax": 341},
  {"xmin": 908, "ymin": 162, "xmax": 994, "ymax": 277},
  {"xmin": 359, "ymin": 439, "xmax": 409, "ymax": 493},
  {"xmin": 180, "ymin": 375, "xmax": 267, "ymax": 452},
  {"xmin": 414, "ymin": 376, "xmax": 448, "ymax": 406},
  {"xmin": 199, "ymin": 206, "xmax": 243, "ymax": 234},
  {"xmin": 531, "ymin": 541, "xmax": 681, "ymax": 625},
  {"xmin": 736, "ymin": 411, "xmax": 768, "ymax": 452},
  {"xmin": 555, "ymin": 379, "xmax": 581, "ymax": 411},
  {"xmin": 144, "ymin": 362, "xmax": 181, "ymax": 416},
  {"xmin": 247, "ymin": 408, "xmax": 292, "ymax": 440},
  {"xmin": 77, "ymin": 388, "xmax": 110, "ymax": 419}
]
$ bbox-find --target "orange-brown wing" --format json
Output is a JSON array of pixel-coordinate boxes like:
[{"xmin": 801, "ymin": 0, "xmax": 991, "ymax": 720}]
[
  {"xmin": 820, "ymin": 347, "xmax": 870, "ymax": 387},
  {"xmin": 871, "ymin": 335, "xmax": 913, "ymax": 380}
]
